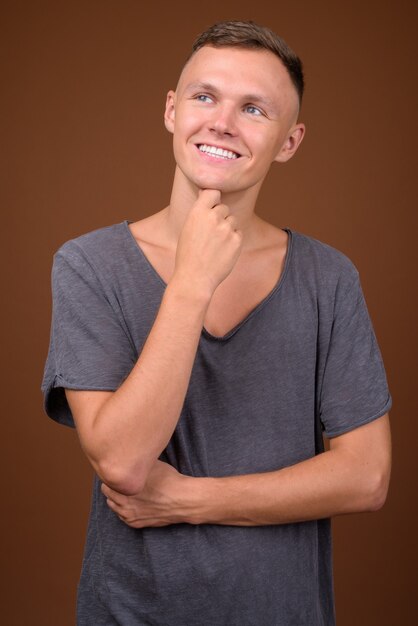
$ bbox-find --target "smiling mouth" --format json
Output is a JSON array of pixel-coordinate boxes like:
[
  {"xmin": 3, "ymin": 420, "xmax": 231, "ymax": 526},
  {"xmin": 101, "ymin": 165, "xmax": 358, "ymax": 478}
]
[{"xmin": 196, "ymin": 144, "xmax": 241, "ymax": 160}]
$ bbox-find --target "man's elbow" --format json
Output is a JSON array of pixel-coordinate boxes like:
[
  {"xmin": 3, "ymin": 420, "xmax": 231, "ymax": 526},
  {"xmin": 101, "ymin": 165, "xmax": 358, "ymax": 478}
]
[
  {"xmin": 95, "ymin": 458, "xmax": 148, "ymax": 496},
  {"xmin": 364, "ymin": 465, "xmax": 391, "ymax": 512}
]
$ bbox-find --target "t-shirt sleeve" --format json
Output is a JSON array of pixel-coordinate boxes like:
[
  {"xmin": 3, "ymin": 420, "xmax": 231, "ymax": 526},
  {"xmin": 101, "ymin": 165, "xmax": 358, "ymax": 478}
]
[
  {"xmin": 319, "ymin": 269, "xmax": 392, "ymax": 438},
  {"xmin": 41, "ymin": 242, "xmax": 137, "ymax": 428}
]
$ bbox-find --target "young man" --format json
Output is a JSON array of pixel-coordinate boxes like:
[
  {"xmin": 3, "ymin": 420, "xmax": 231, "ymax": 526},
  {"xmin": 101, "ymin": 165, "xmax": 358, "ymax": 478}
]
[{"xmin": 41, "ymin": 20, "xmax": 392, "ymax": 625}]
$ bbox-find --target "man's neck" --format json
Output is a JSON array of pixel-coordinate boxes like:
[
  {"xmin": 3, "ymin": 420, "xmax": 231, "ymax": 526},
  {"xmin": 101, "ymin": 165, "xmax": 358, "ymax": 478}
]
[{"xmin": 159, "ymin": 166, "xmax": 268, "ymax": 252}]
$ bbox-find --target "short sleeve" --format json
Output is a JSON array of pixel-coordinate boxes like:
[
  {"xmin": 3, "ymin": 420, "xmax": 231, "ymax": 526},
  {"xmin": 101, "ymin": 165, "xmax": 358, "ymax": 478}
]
[
  {"xmin": 41, "ymin": 243, "xmax": 137, "ymax": 428},
  {"xmin": 319, "ymin": 270, "xmax": 392, "ymax": 437}
]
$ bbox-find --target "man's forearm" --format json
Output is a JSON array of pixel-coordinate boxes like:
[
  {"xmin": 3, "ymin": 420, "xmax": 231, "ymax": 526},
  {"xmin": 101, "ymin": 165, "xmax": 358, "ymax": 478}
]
[
  {"xmin": 101, "ymin": 415, "xmax": 390, "ymax": 528},
  {"xmin": 183, "ymin": 446, "xmax": 388, "ymax": 526},
  {"xmin": 90, "ymin": 277, "xmax": 211, "ymax": 493}
]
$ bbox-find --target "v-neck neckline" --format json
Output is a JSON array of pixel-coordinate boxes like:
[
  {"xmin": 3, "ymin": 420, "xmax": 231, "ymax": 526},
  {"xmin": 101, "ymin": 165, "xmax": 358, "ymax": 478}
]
[{"xmin": 122, "ymin": 219, "xmax": 294, "ymax": 342}]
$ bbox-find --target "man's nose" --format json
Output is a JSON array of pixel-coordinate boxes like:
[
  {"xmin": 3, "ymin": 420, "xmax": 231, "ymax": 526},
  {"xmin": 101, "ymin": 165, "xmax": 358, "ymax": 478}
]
[{"xmin": 209, "ymin": 104, "xmax": 237, "ymax": 136}]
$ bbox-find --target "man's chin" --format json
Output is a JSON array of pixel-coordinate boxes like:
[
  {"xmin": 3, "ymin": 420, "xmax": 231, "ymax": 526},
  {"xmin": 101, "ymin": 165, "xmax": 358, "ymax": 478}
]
[
  {"xmin": 177, "ymin": 166, "xmax": 252, "ymax": 196},
  {"xmin": 190, "ymin": 177, "xmax": 244, "ymax": 196}
]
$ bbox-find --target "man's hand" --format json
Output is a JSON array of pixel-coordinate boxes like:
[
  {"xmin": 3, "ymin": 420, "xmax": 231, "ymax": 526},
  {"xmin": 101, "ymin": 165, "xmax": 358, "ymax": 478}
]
[
  {"xmin": 173, "ymin": 188, "xmax": 243, "ymax": 296},
  {"xmin": 101, "ymin": 460, "xmax": 195, "ymax": 528}
]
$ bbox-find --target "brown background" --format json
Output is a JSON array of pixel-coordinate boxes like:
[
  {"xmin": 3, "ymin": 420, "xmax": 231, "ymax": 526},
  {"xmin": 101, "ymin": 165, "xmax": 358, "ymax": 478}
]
[{"xmin": 2, "ymin": 0, "xmax": 417, "ymax": 624}]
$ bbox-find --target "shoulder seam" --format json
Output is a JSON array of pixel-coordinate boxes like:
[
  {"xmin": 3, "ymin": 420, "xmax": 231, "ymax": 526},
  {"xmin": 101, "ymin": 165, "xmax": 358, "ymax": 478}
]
[{"xmin": 54, "ymin": 236, "xmax": 137, "ymax": 356}]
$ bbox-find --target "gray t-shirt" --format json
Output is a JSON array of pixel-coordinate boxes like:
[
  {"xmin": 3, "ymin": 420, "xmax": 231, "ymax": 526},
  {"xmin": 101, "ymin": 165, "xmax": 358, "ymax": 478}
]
[{"xmin": 41, "ymin": 220, "xmax": 392, "ymax": 626}]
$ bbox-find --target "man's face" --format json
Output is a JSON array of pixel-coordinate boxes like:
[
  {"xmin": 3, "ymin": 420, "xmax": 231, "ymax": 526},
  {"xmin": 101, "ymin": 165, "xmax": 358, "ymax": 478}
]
[{"xmin": 164, "ymin": 45, "xmax": 304, "ymax": 195}]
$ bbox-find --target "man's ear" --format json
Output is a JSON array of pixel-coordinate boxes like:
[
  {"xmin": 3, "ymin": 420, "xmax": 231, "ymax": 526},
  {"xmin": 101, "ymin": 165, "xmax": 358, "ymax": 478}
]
[
  {"xmin": 274, "ymin": 123, "xmax": 306, "ymax": 163},
  {"xmin": 164, "ymin": 90, "xmax": 176, "ymax": 134}
]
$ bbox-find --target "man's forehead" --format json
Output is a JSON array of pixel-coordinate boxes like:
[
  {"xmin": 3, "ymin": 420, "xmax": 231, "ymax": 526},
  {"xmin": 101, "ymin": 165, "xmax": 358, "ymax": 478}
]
[{"xmin": 178, "ymin": 46, "xmax": 285, "ymax": 85}]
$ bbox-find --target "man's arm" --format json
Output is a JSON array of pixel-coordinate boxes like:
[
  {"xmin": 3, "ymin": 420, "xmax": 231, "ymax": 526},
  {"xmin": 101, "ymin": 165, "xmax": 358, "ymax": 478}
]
[
  {"xmin": 64, "ymin": 190, "xmax": 243, "ymax": 496},
  {"xmin": 66, "ymin": 279, "xmax": 211, "ymax": 495},
  {"xmin": 101, "ymin": 412, "xmax": 391, "ymax": 527},
  {"xmin": 184, "ymin": 412, "xmax": 392, "ymax": 525}
]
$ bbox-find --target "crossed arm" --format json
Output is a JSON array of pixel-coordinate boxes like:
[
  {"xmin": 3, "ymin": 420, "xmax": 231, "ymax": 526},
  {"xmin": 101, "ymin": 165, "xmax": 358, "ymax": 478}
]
[
  {"xmin": 99, "ymin": 412, "xmax": 391, "ymax": 528},
  {"xmin": 64, "ymin": 279, "xmax": 392, "ymax": 529}
]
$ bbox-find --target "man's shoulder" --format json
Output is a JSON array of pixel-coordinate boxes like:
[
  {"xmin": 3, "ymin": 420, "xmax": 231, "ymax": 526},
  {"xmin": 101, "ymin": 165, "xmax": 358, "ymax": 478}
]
[
  {"xmin": 50, "ymin": 221, "xmax": 132, "ymax": 290},
  {"xmin": 54, "ymin": 221, "xmax": 126, "ymax": 264},
  {"xmin": 290, "ymin": 228, "xmax": 360, "ymax": 285}
]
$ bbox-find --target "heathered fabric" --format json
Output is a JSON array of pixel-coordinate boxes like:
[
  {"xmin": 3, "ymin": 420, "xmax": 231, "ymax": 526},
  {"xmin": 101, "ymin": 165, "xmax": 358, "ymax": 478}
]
[{"xmin": 41, "ymin": 220, "xmax": 392, "ymax": 626}]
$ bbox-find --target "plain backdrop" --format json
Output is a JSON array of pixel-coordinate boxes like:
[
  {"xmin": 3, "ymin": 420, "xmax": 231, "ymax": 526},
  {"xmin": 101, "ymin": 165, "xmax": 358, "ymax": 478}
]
[{"xmin": 1, "ymin": 0, "xmax": 417, "ymax": 624}]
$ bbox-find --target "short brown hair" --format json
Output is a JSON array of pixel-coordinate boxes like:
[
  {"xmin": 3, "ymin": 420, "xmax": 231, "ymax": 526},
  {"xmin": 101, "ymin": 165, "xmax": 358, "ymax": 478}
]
[{"xmin": 184, "ymin": 20, "xmax": 304, "ymax": 107}]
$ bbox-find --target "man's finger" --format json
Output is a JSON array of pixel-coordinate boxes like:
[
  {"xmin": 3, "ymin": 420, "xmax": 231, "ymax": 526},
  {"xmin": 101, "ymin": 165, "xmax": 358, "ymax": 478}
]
[
  {"xmin": 101, "ymin": 482, "xmax": 125, "ymax": 505},
  {"xmin": 197, "ymin": 188, "xmax": 221, "ymax": 208},
  {"xmin": 101, "ymin": 482, "xmax": 111, "ymax": 497}
]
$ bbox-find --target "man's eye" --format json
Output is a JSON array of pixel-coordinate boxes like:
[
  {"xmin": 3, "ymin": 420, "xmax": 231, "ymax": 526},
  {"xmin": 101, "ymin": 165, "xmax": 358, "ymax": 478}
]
[
  {"xmin": 245, "ymin": 105, "xmax": 263, "ymax": 116},
  {"xmin": 195, "ymin": 94, "xmax": 213, "ymax": 103}
]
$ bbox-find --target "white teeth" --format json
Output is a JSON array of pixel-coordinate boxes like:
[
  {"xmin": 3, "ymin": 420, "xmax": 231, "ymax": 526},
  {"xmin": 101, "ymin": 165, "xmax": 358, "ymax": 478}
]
[{"xmin": 198, "ymin": 144, "xmax": 238, "ymax": 159}]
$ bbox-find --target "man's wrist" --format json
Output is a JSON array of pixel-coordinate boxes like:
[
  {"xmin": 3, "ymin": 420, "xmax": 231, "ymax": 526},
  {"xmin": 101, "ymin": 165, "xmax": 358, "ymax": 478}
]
[
  {"xmin": 166, "ymin": 274, "xmax": 213, "ymax": 308},
  {"xmin": 180, "ymin": 475, "xmax": 221, "ymax": 525}
]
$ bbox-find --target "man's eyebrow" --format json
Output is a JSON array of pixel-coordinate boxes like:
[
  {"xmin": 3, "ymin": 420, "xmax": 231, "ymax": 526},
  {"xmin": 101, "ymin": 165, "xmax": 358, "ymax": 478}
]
[
  {"xmin": 184, "ymin": 81, "xmax": 222, "ymax": 94},
  {"xmin": 183, "ymin": 81, "xmax": 278, "ymax": 112}
]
